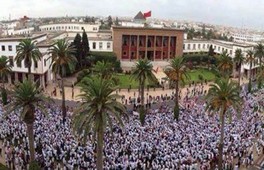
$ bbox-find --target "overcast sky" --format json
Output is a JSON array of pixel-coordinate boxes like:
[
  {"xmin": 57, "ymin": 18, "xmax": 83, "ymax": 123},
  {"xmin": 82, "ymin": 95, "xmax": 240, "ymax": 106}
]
[{"xmin": 1, "ymin": 0, "xmax": 264, "ymax": 29}]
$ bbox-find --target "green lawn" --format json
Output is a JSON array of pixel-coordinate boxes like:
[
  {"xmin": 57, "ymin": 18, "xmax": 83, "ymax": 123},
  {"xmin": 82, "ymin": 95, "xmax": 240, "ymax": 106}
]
[
  {"xmin": 114, "ymin": 68, "xmax": 215, "ymax": 89},
  {"xmin": 114, "ymin": 74, "xmax": 158, "ymax": 89},
  {"xmin": 185, "ymin": 68, "xmax": 215, "ymax": 84}
]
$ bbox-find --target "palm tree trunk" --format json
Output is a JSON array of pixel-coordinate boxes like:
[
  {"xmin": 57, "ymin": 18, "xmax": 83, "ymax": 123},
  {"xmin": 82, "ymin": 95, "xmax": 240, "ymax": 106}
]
[
  {"xmin": 174, "ymin": 79, "xmax": 180, "ymax": 120},
  {"xmin": 248, "ymin": 63, "xmax": 252, "ymax": 92},
  {"xmin": 139, "ymin": 79, "xmax": 145, "ymax": 125},
  {"xmin": 140, "ymin": 80, "xmax": 145, "ymax": 107},
  {"xmin": 238, "ymin": 65, "xmax": 241, "ymax": 86},
  {"xmin": 28, "ymin": 61, "xmax": 33, "ymax": 81},
  {"xmin": 218, "ymin": 108, "xmax": 226, "ymax": 170},
  {"xmin": 26, "ymin": 122, "xmax": 35, "ymax": 161},
  {"xmin": 96, "ymin": 121, "xmax": 104, "ymax": 170},
  {"xmin": 61, "ymin": 77, "xmax": 66, "ymax": 122}
]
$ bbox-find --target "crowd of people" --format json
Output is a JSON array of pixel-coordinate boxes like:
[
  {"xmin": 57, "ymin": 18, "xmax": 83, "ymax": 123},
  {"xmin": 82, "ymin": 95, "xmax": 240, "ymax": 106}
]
[{"xmin": 0, "ymin": 86, "xmax": 263, "ymax": 169}]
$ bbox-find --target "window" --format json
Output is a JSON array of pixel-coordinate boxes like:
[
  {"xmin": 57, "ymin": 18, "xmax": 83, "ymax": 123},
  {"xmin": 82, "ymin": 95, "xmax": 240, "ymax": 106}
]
[
  {"xmin": 9, "ymin": 56, "xmax": 13, "ymax": 66},
  {"xmin": 203, "ymin": 44, "xmax": 205, "ymax": 49},
  {"xmin": 99, "ymin": 42, "xmax": 103, "ymax": 49},
  {"xmin": 230, "ymin": 50, "xmax": 232, "ymax": 54},
  {"xmin": 93, "ymin": 42, "xmax": 96, "ymax": 49},
  {"xmin": 183, "ymin": 44, "xmax": 185, "ymax": 50},
  {"xmin": 188, "ymin": 44, "xmax": 191, "ymax": 50},
  {"xmin": 8, "ymin": 45, "xmax": 12, "ymax": 51},
  {"xmin": 44, "ymin": 59, "xmax": 46, "ymax": 67},
  {"xmin": 1, "ymin": 45, "xmax": 5, "ymax": 51},
  {"xmin": 123, "ymin": 51, "xmax": 127, "ymax": 56},
  {"xmin": 107, "ymin": 42, "xmax": 111, "ymax": 49},
  {"xmin": 222, "ymin": 48, "xmax": 224, "ymax": 52},
  {"xmin": 198, "ymin": 44, "xmax": 200, "ymax": 49},
  {"xmin": 193, "ymin": 44, "xmax": 196, "ymax": 50},
  {"xmin": 218, "ymin": 47, "xmax": 220, "ymax": 51},
  {"xmin": 34, "ymin": 61, "xmax": 38, "ymax": 68}
]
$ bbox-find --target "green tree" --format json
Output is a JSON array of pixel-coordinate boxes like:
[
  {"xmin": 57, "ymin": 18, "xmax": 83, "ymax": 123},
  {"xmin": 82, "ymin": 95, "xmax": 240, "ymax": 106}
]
[
  {"xmin": 208, "ymin": 45, "xmax": 215, "ymax": 57},
  {"xmin": 82, "ymin": 29, "xmax": 90, "ymax": 68},
  {"xmin": 16, "ymin": 39, "xmax": 42, "ymax": 79},
  {"xmin": 0, "ymin": 56, "xmax": 12, "ymax": 88},
  {"xmin": 217, "ymin": 51, "xmax": 233, "ymax": 77},
  {"xmin": 254, "ymin": 43, "xmax": 264, "ymax": 68},
  {"xmin": 246, "ymin": 50, "xmax": 255, "ymax": 92},
  {"xmin": 5, "ymin": 80, "xmax": 51, "ymax": 161},
  {"xmin": 256, "ymin": 66, "xmax": 264, "ymax": 89},
  {"xmin": 73, "ymin": 33, "xmax": 82, "ymax": 68},
  {"xmin": 49, "ymin": 39, "xmax": 76, "ymax": 121},
  {"xmin": 0, "ymin": 56, "xmax": 12, "ymax": 105},
  {"xmin": 131, "ymin": 59, "xmax": 156, "ymax": 125},
  {"xmin": 202, "ymin": 24, "xmax": 206, "ymax": 38},
  {"xmin": 93, "ymin": 61, "xmax": 113, "ymax": 79},
  {"xmin": 164, "ymin": 57, "xmax": 189, "ymax": 120},
  {"xmin": 115, "ymin": 17, "xmax": 119, "ymax": 26},
  {"xmin": 73, "ymin": 77, "xmax": 127, "ymax": 170},
  {"xmin": 205, "ymin": 78, "xmax": 242, "ymax": 170},
  {"xmin": 187, "ymin": 28, "xmax": 195, "ymax": 40},
  {"xmin": 108, "ymin": 15, "xmax": 113, "ymax": 28},
  {"xmin": 233, "ymin": 49, "xmax": 244, "ymax": 86}
]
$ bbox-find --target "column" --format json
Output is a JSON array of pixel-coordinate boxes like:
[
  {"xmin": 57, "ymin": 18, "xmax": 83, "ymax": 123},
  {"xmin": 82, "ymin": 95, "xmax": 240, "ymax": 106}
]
[
  {"xmin": 145, "ymin": 35, "xmax": 148, "ymax": 59},
  {"xmin": 161, "ymin": 36, "xmax": 164, "ymax": 60},
  {"xmin": 8, "ymin": 74, "xmax": 11, "ymax": 84},
  {"xmin": 22, "ymin": 73, "xmax": 27, "ymax": 81},
  {"xmin": 154, "ymin": 36, "xmax": 156, "ymax": 61},
  {"xmin": 129, "ymin": 35, "xmax": 131, "ymax": 61},
  {"xmin": 168, "ymin": 36, "xmax": 171, "ymax": 59},
  {"xmin": 136, "ymin": 35, "xmax": 139, "ymax": 60}
]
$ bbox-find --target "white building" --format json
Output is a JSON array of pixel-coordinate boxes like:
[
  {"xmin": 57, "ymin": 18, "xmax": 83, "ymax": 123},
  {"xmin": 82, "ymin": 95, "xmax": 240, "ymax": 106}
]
[
  {"xmin": 0, "ymin": 32, "xmax": 67, "ymax": 87},
  {"xmin": 183, "ymin": 39, "xmax": 256, "ymax": 78},
  {"xmin": 3, "ymin": 27, "xmax": 35, "ymax": 36},
  {"xmin": 39, "ymin": 23, "xmax": 100, "ymax": 33},
  {"xmin": 232, "ymin": 33, "xmax": 264, "ymax": 43}
]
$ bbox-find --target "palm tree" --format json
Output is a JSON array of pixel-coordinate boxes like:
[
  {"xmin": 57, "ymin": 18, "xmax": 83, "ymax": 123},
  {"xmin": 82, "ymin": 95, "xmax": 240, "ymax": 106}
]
[
  {"xmin": 49, "ymin": 39, "xmax": 76, "ymax": 121},
  {"xmin": 15, "ymin": 39, "xmax": 42, "ymax": 79},
  {"xmin": 0, "ymin": 56, "xmax": 12, "ymax": 88},
  {"xmin": 217, "ymin": 51, "xmax": 233, "ymax": 77},
  {"xmin": 246, "ymin": 50, "xmax": 255, "ymax": 92},
  {"xmin": 73, "ymin": 76, "xmax": 127, "ymax": 170},
  {"xmin": 131, "ymin": 59, "xmax": 156, "ymax": 125},
  {"xmin": 256, "ymin": 66, "xmax": 264, "ymax": 89},
  {"xmin": 233, "ymin": 49, "xmax": 244, "ymax": 86},
  {"xmin": 254, "ymin": 43, "xmax": 264, "ymax": 68},
  {"xmin": 5, "ymin": 80, "xmax": 51, "ymax": 161},
  {"xmin": 92, "ymin": 61, "xmax": 113, "ymax": 79},
  {"xmin": 205, "ymin": 78, "xmax": 242, "ymax": 170},
  {"xmin": 164, "ymin": 57, "xmax": 189, "ymax": 121}
]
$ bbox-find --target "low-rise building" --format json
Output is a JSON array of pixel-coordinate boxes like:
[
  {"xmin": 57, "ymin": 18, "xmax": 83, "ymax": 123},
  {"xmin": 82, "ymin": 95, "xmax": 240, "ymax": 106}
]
[{"xmin": 0, "ymin": 32, "xmax": 67, "ymax": 87}]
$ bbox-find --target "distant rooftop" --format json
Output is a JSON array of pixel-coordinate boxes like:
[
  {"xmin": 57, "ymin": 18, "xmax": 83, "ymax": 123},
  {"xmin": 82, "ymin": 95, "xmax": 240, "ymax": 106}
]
[
  {"xmin": 134, "ymin": 11, "xmax": 146, "ymax": 20},
  {"xmin": 112, "ymin": 26, "xmax": 184, "ymax": 31}
]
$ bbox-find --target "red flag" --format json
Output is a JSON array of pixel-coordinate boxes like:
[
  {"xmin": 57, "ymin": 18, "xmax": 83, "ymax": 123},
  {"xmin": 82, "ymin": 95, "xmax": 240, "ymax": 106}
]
[{"xmin": 144, "ymin": 11, "xmax": 151, "ymax": 18}]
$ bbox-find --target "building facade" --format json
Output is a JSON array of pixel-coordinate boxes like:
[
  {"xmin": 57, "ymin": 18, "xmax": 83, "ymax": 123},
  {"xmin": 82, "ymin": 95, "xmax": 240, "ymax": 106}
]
[
  {"xmin": 183, "ymin": 39, "xmax": 257, "ymax": 78},
  {"xmin": 39, "ymin": 23, "xmax": 100, "ymax": 33},
  {"xmin": 0, "ymin": 33, "xmax": 66, "ymax": 87},
  {"xmin": 112, "ymin": 26, "xmax": 184, "ymax": 69}
]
